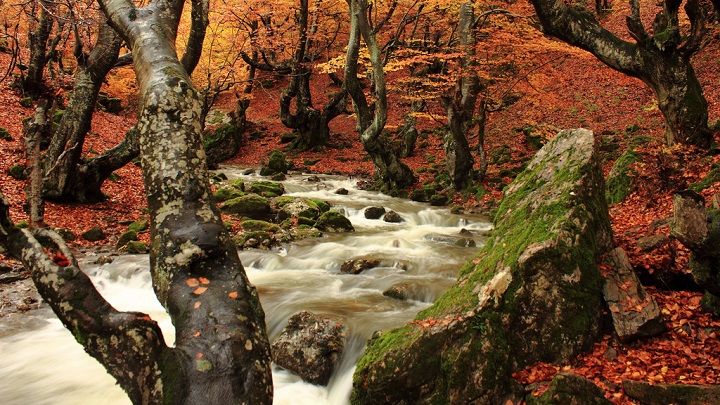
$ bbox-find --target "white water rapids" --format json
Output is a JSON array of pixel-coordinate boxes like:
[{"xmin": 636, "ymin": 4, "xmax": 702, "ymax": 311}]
[{"xmin": 0, "ymin": 171, "xmax": 491, "ymax": 404}]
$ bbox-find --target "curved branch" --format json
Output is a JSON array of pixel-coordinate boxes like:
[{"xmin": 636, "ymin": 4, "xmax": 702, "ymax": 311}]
[
  {"xmin": 0, "ymin": 191, "xmax": 167, "ymax": 405},
  {"xmin": 529, "ymin": 0, "xmax": 641, "ymax": 77}
]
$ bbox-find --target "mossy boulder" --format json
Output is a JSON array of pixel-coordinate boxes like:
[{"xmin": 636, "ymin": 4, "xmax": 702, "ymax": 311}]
[
  {"xmin": 259, "ymin": 150, "xmax": 289, "ymax": 176},
  {"xmin": 351, "ymin": 129, "xmax": 613, "ymax": 404},
  {"xmin": 276, "ymin": 198, "xmax": 326, "ymax": 222},
  {"xmin": 241, "ymin": 220, "xmax": 281, "ymax": 233},
  {"xmin": 526, "ymin": 372, "xmax": 612, "ymax": 405},
  {"xmin": 127, "ymin": 220, "xmax": 149, "ymax": 233},
  {"xmin": 0, "ymin": 127, "xmax": 11, "ymax": 141},
  {"xmin": 81, "ymin": 227, "xmax": 107, "ymax": 242},
  {"xmin": 213, "ymin": 186, "xmax": 245, "ymax": 202},
  {"xmin": 247, "ymin": 181, "xmax": 285, "ymax": 197},
  {"xmin": 8, "ymin": 164, "xmax": 26, "ymax": 180},
  {"xmin": 410, "ymin": 187, "xmax": 434, "ymax": 202},
  {"xmin": 125, "ymin": 241, "xmax": 149, "ymax": 254},
  {"xmin": 220, "ymin": 193, "xmax": 271, "ymax": 220},
  {"xmin": 117, "ymin": 230, "xmax": 138, "ymax": 248},
  {"xmin": 315, "ymin": 211, "xmax": 354, "ymax": 233}
]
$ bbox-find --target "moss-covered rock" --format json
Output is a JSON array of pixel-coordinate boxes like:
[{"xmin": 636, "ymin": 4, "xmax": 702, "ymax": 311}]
[
  {"xmin": 8, "ymin": 164, "xmax": 26, "ymax": 180},
  {"xmin": 117, "ymin": 230, "xmax": 138, "ymax": 248},
  {"xmin": 81, "ymin": 227, "xmax": 107, "ymax": 242},
  {"xmin": 315, "ymin": 211, "xmax": 354, "ymax": 233},
  {"xmin": 213, "ymin": 186, "xmax": 245, "ymax": 202},
  {"xmin": 241, "ymin": 220, "xmax": 281, "ymax": 233},
  {"xmin": 410, "ymin": 187, "xmax": 434, "ymax": 202},
  {"xmin": 351, "ymin": 129, "xmax": 613, "ymax": 404},
  {"xmin": 0, "ymin": 126, "xmax": 12, "ymax": 141},
  {"xmin": 125, "ymin": 241, "xmax": 149, "ymax": 254},
  {"xmin": 526, "ymin": 372, "xmax": 611, "ymax": 405},
  {"xmin": 204, "ymin": 122, "xmax": 242, "ymax": 167},
  {"xmin": 259, "ymin": 150, "xmax": 289, "ymax": 176},
  {"xmin": 127, "ymin": 220, "xmax": 149, "ymax": 233},
  {"xmin": 220, "ymin": 193, "xmax": 271, "ymax": 220},
  {"xmin": 247, "ymin": 181, "xmax": 285, "ymax": 197}
]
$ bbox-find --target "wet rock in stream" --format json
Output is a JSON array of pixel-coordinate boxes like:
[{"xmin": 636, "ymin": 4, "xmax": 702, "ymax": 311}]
[{"xmin": 271, "ymin": 310, "xmax": 345, "ymax": 385}]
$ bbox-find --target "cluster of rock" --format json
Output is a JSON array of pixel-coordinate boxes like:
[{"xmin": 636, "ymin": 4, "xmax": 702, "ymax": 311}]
[{"xmin": 212, "ymin": 177, "xmax": 354, "ymax": 250}]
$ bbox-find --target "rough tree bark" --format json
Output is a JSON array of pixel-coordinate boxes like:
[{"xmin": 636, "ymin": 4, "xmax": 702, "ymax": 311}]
[
  {"xmin": 344, "ymin": 0, "xmax": 415, "ymax": 190},
  {"xmin": 2, "ymin": 0, "xmax": 274, "ymax": 403},
  {"xmin": 442, "ymin": 1, "xmax": 479, "ymax": 190},
  {"xmin": 529, "ymin": 0, "xmax": 714, "ymax": 148},
  {"xmin": 42, "ymin": 22, "xmax": 123, "ymax": 202}
]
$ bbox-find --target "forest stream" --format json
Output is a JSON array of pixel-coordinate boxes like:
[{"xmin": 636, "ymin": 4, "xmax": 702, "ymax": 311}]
[{"xmin": 0, "ymin": 169, "xmax": 491, "ymax": 404}]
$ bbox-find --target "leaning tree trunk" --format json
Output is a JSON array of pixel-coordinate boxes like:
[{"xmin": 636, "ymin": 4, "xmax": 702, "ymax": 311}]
[
  {"xmin": 529, "ymin": 0, "xmax": 713, "ymax": 148},
  {"xmin": 42, "ymin": 23, "xmax": 122, "ymax": 202},
  {"xmin": 642, "ymin": 53, "xmax": 709, "ymax": 147},
  {"xmin": 43, "ymin": 0, "xmax": 208, "ymax": 203},
  {"xmin": 344, "ymin": 0, "xmax": 415, "ymax": 190}
]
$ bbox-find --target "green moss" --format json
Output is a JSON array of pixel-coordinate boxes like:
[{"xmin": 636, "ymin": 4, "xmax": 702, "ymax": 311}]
[
  {"xmin": 213, "ymin": 186, "xmax": 244, "ymax": 202},
  {"xmin": 605, "ymin": 148, "xmax": 640, "ymax": 204},
  {"xmin": 241, "ymin": 220, "xmax": 280, "ymax": 233},
  {"xmin": 689, "ymin": 164, "xmax": 720, "ymax": 193},
  {"xmin": 128, "ymin": 220, "xmax": 149, "ymax": 233}
]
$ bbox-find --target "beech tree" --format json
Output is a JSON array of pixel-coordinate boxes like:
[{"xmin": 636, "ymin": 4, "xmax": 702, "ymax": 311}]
[
  {"xmin": 344, "ymin": 0, "xmax": 416, "ymax": 190},
  {"xmin": 529, "ymin": 0, "xmax": 715, "ymax": 148},
  {"xmin": 1, "ymin": 0, "xmax": 274, "ymax": 403}
]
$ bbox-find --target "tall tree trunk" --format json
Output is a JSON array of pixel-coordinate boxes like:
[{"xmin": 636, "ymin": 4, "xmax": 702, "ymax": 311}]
[
  {"xmin": 443, "ymin": 2, "xmax": 478, "ymax": 190},
  {"xmin": 529, "ymin": 0, "xmax": 713, "ymax": 148},
  {"xmin": 42, "ymin": 23, "xmax": 122, "ymax": 202},
  {"xmin": 345, "ymin": 0, "xmax": 415, "ymax": 190}
]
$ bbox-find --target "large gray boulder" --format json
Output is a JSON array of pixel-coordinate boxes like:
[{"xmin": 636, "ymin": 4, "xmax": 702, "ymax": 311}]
[
  {"xmin": 351, "ymin": 129, "xmax": 613, "ymax": 404},
  {"xmin": 271, "ymin": 311, "xmax": 344, "ymax": 385}
]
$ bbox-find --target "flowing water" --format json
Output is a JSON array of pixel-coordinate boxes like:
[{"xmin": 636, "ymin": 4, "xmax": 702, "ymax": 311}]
[{"xmin": 0, "ymin": 170, "xmax": 491, "ymax": 404}]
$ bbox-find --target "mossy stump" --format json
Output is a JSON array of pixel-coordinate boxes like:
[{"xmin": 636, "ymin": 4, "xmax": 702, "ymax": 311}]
[{"xmin": 351, "ymin": 129, "xmax": 613, "ymax": 404}]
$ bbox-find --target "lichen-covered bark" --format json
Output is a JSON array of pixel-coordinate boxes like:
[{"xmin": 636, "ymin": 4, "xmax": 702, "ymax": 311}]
[
  {"xmin": 529, "ymin": 0, "xmax": 712, "ymax": 148},
  {"xmin": 352, "ymin": 129, "xmax": 613, "ymax": 404}
]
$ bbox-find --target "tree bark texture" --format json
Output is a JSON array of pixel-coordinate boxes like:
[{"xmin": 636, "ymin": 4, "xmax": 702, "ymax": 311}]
[
  {"xmin": 344, "ymin": 0, "xmax": 415, "ymax": 189},
  {"xmin": 529, "ymin": 0, "xmax": 712, "ymax": 148},
  {"xmin": 42, "ymin": 23, "xmax": 122, "ymax": 202}
]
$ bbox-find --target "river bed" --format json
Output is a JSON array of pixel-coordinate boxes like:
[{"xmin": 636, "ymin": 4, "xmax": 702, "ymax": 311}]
[{"xmin": 0, "ymin": 171, "xmax": 491, "ymax": 404}]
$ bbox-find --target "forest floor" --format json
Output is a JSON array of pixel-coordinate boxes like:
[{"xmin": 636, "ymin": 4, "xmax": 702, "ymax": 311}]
[{"xmin": 2, "ymin": 3, "xmax": 720, "ymax": 403}]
